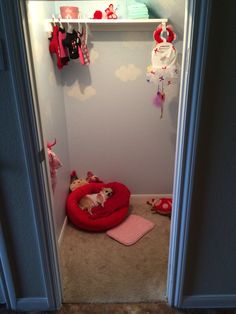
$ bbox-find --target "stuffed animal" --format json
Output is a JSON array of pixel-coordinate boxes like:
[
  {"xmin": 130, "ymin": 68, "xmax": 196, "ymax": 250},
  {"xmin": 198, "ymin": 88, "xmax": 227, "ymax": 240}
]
[
  {"xmin": 86, "ymin": 171, "xmax": 103, "ymax": 183},
  {"xmin": 105, "ymin": 4, "xmax": 117, "ymax": 19},
  {"xmin": 147, "ymin": 197, "xmax": 172, "ymax": 216},
  {"xmin": 69, "ymin": 170, "xmax": 88, "ymax": 192},
  {"xmin": 47, "ymin": 139, "xmax": 62, "ymax": 193},
  {"xmin": 93, "ymin": 10, "xmax": 103, "ymax": 19}
]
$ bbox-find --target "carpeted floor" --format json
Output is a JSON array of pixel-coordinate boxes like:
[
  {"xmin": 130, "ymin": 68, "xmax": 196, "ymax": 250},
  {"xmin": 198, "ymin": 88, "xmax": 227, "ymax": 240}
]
[{"xmin": 59, "ymin": 198, "xmax": 171, "ymax": 303}]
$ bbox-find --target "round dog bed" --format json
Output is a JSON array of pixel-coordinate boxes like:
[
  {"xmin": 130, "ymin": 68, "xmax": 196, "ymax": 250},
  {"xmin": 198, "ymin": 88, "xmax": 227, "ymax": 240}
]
[{"xmin": 66, "ymin": 182, "xmax": 130, "ymax": 232}]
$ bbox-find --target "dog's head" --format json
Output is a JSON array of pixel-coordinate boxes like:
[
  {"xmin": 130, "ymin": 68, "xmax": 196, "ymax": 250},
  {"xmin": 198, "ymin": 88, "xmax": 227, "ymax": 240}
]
[{"xmin": 102, "ymin": 187, "xmax": 113, "ymax": 198}]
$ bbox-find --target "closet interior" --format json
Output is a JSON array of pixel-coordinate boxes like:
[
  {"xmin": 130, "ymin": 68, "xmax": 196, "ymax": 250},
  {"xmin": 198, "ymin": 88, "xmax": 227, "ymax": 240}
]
[{"xmin": 25, "ymin": 0, "xmax": 185, "ymax": 303}]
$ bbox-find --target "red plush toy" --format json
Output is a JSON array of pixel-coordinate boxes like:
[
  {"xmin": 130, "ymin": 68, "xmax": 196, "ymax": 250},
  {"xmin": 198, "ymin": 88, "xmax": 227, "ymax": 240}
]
[
  {"xmin": 105, "ymin": 4, "xmax": 117, "ymax": 19},
  {"xmin": 86, "ymin": 171, "xmax": 103, "ymax": 183},
  {"xmin": 147, "ymin": 198, "xmax": 172, "ymax": 216},
  {"xmin": 93, "ymin": 10, "xmax": 103, "ymax": 19}
]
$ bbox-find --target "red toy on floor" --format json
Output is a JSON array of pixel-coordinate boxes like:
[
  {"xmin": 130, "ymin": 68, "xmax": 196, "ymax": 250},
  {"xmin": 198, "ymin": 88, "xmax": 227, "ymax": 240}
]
[{"xmin": 147, "ymin": 197, "xmax": 172, "ymax": 216}]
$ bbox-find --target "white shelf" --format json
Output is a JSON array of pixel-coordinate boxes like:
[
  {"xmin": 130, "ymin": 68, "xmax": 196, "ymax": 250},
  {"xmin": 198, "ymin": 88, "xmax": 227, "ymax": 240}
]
[{"xmin": 47, "ymin": 18, "xmax": 168, "ymax": 24}]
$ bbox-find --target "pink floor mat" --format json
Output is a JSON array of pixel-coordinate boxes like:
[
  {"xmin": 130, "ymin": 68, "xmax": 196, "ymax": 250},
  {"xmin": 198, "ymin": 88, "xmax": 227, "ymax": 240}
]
[{"xmin": 106, "ymin": 214, "xmax": 155, "ymax": 246}]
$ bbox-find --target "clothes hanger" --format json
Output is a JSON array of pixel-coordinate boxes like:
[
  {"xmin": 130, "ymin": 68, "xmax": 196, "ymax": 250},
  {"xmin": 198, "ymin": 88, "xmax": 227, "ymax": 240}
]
[
  {"xmin": 52, "ymin": 14, "xmax": 56, "ymax": 26},
  {"xmin": 77, "ymin": 21, "xmax": 82, "ymax": 34},
  {"xmin": 67, "ymin": 16, "xmax": 73, "ymax": 33},
  {"xmin": 58, "ymin": 15, "xmax": 63, "ymax": 29}
]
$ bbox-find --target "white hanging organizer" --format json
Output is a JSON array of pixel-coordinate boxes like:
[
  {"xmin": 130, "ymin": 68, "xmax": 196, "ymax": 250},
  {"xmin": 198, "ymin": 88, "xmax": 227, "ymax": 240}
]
[{"xmin": 146, "ymin": 22, "xmax": 180, "ymax": 119}]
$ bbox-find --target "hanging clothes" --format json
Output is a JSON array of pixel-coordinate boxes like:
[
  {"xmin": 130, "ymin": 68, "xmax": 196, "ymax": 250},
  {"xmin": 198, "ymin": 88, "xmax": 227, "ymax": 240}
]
[
  {"xmin": 77, "ymin": 26, "xmax": 90, "ymax": 65},
  {"xmin": 62, "ymin": 30, "xmax": 80, "ymax": 59},
  {"xmin": 58, "ymin": 27, "xmax": 70, "ymax": 65},
  {"xmin": 49, "ymin": 25, "xmax": 63, "ymax": 69}
]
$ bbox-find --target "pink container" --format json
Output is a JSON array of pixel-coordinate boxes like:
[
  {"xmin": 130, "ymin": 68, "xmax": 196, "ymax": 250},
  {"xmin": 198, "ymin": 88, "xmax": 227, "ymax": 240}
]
[{"xmin": 60, "ymin": 6, "xmax": 79, "ymax": 19}]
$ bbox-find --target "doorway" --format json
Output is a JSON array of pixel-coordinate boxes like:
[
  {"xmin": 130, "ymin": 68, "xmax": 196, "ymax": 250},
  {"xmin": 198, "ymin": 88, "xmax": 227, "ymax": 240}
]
[{"xmin": 21, "ymin": 3, "xmax": 195, "ymax": 302}]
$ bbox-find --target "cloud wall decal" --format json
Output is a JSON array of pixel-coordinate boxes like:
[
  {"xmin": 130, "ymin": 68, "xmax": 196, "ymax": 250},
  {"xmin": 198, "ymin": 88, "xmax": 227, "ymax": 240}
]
[
  {"xmin": 115, "ymin": 64, "xmax": 142, "ymax": 82},
  {"xmin": 67, "ymin": 84, "xmax": 96, "ymax": 102}
]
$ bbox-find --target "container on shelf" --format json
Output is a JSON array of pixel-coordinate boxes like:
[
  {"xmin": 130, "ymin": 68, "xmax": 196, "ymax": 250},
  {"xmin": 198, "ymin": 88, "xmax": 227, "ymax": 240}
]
[{"xmin": 60, "ymin": 6, "xmax": 79, "ymax": 19}]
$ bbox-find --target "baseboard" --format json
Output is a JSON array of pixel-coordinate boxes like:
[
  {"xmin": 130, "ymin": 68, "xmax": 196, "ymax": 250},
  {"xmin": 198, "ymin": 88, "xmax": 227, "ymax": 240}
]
[
  {"xmin": 58, "ymin": 216, "xmax": 68, "ymax": 247},
  {"xmin": 130, "ymin": 194, "xmax": 172, "ymax": 205},
  {"xmin": 16, "ymin": 297, "xmax": 49, "ymax": 311},
  {"xmin": 181, "ymin": 294, "xmax": 236, "ymax": 308}
]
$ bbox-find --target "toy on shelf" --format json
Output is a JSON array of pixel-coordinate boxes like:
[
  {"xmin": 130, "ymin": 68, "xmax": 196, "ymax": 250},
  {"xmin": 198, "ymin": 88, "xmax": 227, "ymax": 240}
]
[
  {"xmin": 147, "ymin": 197, "xmax": 172, "ymax": 216},
  {"xmin": 93, "ymin": 10, "xmax": 103, "ymax": 19},
  {"xmin": 93, "ymin": 3, "xmax": 118, "ymax": 19},
  {"xmin": 105, "ymin": 4, "xmax": 118, "ymax": 19}
]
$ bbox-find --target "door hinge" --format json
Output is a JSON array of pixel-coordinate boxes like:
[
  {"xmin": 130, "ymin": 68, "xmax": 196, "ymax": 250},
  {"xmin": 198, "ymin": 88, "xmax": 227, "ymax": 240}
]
[{"xmin": 38, "ymin": 148, "xmax": 45, "ymax": 163}]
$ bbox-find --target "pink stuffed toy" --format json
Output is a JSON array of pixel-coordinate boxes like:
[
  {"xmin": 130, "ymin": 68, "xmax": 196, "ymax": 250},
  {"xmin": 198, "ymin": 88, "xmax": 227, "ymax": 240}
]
[
  {"xmin": 147, "ymin": 197, "xmax": 172, "ymax": 216},
  {"xmin": 86, "ymin": 171, "xmax": 103, "ymax": 183},
  {"xmin": 105, "ymin": 4, "xmax": 117, "ymax": 19},
  {"xmin": 47, "ymin": 139, "xmax": 62, "ymax": 193}
]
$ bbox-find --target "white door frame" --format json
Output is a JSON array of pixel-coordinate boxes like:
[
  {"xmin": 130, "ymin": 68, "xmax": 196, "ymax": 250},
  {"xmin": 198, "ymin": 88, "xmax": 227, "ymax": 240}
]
[{"xmin": 1, "ymin": 0, "xmax": 212, "ymax": 310}]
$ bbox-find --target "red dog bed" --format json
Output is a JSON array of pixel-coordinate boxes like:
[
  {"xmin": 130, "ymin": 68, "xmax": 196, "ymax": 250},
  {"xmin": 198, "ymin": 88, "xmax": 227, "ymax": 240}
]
[{"xmin": 66, "ymin": 182, "xmax": 130, "ymax": 232}]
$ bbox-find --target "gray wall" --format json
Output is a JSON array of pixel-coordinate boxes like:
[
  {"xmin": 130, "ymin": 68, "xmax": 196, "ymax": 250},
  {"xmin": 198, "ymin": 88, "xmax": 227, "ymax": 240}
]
[
  {"xmin": 62, "ymin": 31, "xmax": 179, "ymax": 193},
  {"xmin": 183, "ymin": 0, "xmax": 236, "ymax": 296},
  {"xmin": 59, "ymin": 0, "xmax": 185, "ymax": 194},
  {"xmin": 27, "ymin": 1, "xmax": 71, "ymax": 239},
  {"xmin": 27, "ymin": 0, "xmax": 185, "ymax": 239}
]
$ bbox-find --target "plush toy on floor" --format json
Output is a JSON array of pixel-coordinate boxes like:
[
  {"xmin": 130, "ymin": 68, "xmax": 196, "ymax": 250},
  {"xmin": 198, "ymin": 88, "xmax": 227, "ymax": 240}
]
[
  {"xmin": 147, "ymin": 197, "xmax": 172, "ymax": 216},
  {"xmin": 86, "ymin": 171, "xmax": 103, "ymax": 183},
  {"xmin": 69, "ymin": 170, "xmax": 103, "ymax": 192},
  {"xmin": 69, "ymin": 170, "xmax": 88, "ymax": 192}
]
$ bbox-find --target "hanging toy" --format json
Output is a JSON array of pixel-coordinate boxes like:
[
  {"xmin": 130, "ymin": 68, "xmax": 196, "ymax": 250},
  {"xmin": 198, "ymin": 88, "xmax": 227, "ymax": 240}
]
[
  {"xmin": 147, "ymin": 23, "xmax": 179, "ymax": 119},
  {"xmin": 153, "ymin": 81, "xmax": 165, "ymax": 119},
  {"xmin": 47, "ymin": 139, "xmax": 62, "ymax": 193},
  {"xmin": 153, "ymin": 23, "xmax": 176, "ymax": 43}
]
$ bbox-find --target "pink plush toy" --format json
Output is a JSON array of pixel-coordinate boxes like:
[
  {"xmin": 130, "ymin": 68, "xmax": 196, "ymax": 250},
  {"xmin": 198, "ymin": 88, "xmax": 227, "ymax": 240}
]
[
  {"xmin": 147, "ymin": 197, "xmax": 172, "ymax": 216},
  {"xmin": 47, "ymin": 139, "xmax": 62, "ymax": 193},
  {"xmin": 86, "ymin": 171, "xmax": 103, "ymax": 183},
  {"xmin": 105, "ymin": 4, "xmax": 117, "ymax": 19}
]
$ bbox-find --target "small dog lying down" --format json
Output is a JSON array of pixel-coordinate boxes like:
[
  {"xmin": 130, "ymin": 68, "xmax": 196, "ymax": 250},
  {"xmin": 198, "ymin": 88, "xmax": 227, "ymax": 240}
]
[{"xmin": 79, "ymin": 187, "xmax": 113, "ymax": 215}]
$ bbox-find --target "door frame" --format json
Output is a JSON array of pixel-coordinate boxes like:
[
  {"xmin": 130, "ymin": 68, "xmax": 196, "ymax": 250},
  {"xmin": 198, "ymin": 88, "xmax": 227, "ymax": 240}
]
[
  {"xmin": 1, "ymin": 0, "xmax": 212, "ymax": 310},
  {"xmin": 0, "ymin": 0, "xmax": 62, "ymax": 310},
  {"xmin": 167, "ymin": 0, "xmax": 212, "ymax": 307}
]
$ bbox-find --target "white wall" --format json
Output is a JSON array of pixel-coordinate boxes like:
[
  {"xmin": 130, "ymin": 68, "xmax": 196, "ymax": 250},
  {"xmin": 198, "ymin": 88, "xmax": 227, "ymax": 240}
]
[{"xmin": 27, "ymin": 1, "xmax": 70, "ymax": 239}]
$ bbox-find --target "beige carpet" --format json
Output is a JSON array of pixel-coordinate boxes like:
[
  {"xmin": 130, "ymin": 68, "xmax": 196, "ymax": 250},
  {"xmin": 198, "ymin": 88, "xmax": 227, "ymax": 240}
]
[{"xmin": 59, "ymin": 199, "xmax": 170, "ymax": 303}]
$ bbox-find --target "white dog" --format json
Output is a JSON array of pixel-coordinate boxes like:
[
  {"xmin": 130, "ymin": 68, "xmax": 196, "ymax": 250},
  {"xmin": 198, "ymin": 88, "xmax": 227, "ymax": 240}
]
[{"xmin": 79, "ymin": 187, "xmax": 113, "ymax": 215}]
